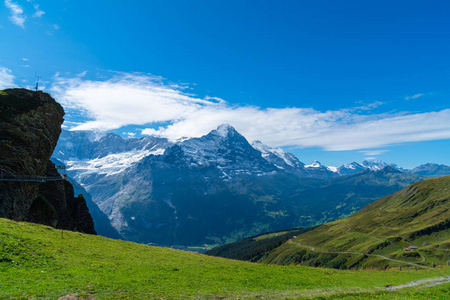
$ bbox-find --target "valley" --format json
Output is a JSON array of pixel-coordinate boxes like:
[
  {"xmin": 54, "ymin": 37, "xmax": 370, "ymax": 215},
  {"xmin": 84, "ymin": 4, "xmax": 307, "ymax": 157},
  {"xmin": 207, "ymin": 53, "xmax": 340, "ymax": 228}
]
[{"xmin": 207, "ymin": 176, "xmax": 450, "ymax": 271}]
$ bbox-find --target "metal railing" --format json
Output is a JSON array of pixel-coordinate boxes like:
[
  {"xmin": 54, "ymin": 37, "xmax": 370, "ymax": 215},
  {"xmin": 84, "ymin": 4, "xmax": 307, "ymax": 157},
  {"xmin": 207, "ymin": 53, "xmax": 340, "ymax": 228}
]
[{"xmin": 0, "ymin": 172, "xmax": 66, "ymax": 182}]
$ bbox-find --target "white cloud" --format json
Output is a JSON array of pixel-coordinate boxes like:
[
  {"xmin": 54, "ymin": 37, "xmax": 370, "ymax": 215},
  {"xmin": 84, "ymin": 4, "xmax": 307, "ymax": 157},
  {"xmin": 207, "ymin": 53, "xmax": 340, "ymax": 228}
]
[
  {"xmin": 51, "ymin": 72, "xmax": 221, "ymax": 131},
  {"xmin": 405, "ymin": 93, "xmax": 425, "ymax": 100},
  {"xmin": 53, "ymin": 24, "xmax": 59, "ymax": 30},
  {"xmin": 51, "ymin": 72, "xmax": 450, "ymax": 151},
  {"xmin": 359, "ymin": 150, "xmax": 389, "ymax": 156},
  {"xmin": 123, "ymin": 132, "xmax": 136, "ymax": 137},
  {"xmin": 4, "ymin": 0, "xmax": 26, "ymax": 28},
  {"xmin": 0, "ymin": 67, "xmax": 15, "ymax": 89},
  {"xmin": 33, "ymin": 4, "xmax": 44, "ymax": 18}
]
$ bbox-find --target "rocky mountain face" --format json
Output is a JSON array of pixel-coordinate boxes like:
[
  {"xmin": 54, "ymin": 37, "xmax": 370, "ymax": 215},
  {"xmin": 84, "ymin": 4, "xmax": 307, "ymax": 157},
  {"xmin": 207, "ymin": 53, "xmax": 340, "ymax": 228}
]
[
  {"xmin": 71, "ymin": 179, "xmax": 122, "ymax": 238},
  {"xmin": 0, "ymin": 89, "xmax": 95, "ymax": 234},
  {"xmin": 53, "ymin": 124, "xmax": 432, "ymax": 246}
]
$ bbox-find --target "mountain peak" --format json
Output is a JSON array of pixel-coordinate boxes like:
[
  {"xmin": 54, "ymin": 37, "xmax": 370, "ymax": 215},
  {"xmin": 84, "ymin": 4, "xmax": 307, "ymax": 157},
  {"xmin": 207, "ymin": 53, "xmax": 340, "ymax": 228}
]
[
  {"xmin": 306, "ymin": 160, "xmax": 323, "ymax": 168},
  {"xmin": 214, "ymin": 124, "xmax": 238, "ymax": 137},
  {"xmin": 251, "ymin": 140, "xmax": 305, "ymax": 170}
]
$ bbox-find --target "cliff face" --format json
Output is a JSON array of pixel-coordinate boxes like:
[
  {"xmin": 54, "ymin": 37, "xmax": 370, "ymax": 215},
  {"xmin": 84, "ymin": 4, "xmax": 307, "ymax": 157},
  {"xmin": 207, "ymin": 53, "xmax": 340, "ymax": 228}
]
[{"xmin": 0, "ymin": 88, "xmax": 96, "ymax": 234}]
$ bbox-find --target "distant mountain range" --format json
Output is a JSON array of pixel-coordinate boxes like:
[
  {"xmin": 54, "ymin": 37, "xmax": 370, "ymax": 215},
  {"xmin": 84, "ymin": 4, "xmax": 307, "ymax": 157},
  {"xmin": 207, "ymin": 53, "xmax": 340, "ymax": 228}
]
[{"xmin": 52, "ymin": 124, "xmax": 450, "ymax": 246}]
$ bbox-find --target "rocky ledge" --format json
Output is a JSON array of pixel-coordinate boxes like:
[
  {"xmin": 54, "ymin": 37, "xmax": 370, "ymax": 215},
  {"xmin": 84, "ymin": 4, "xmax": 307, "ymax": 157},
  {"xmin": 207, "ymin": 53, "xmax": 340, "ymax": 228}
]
[{"xmin": 0, "ymin": 88, "xmax": 95, "ymax": 234}]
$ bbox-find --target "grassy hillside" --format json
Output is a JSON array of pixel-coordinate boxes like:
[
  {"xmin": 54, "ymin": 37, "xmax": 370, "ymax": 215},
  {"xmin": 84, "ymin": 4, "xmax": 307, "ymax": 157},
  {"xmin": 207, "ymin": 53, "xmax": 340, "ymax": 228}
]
[
  {"xmin": 216, "ymin": 176, "xmax": 450, "ymax": 271},
  {"xmin": 286, "ymin": 167, "xmax": 423, "ymax": 227},
  {"xmin": 0, "ymin": 218, "xmax": 449, "ymax": 299},
  {"xmin": 206, "ymin": 228, "xmax": 314, "ymax": 261}
]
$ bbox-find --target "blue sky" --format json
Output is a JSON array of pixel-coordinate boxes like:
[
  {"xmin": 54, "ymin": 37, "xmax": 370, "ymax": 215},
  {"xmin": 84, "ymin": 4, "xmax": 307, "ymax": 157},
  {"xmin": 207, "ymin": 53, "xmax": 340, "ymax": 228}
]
[{"xmin": 1, "ymin": 0, "xmax": 450, "ymax": 168}]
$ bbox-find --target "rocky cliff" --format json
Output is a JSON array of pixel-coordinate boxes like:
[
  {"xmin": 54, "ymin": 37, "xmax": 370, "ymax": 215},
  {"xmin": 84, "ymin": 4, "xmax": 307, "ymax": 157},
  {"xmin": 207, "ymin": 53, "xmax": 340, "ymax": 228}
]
[{"xmin": 0, "ymin": 88, "xmax": 96, "ymax": 234}]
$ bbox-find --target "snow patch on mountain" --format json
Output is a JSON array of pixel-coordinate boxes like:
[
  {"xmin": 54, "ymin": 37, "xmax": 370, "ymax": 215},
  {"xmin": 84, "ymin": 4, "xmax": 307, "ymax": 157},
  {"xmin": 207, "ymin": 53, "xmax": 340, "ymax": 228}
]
[
  {"xmin": 342, "ymin": 162, "xmax": 363, "ymax": 170},
  {"xmin": 252, "ymin": 141, "xmax": 298, "ymax": 168},
  {"xmin": 67, "ymin": 148, "xmax": 165, "ymax": 179},
  {"xmin": 215, "ymin": 123, "xmax": 235, "ymax": 137},
  {"xmin": 305, "ymin": 160, "xmax": 324, "ymax": 168},
  {"xmin": 327, "ymin": 166, "xmax": 338, "ymax": 172}
]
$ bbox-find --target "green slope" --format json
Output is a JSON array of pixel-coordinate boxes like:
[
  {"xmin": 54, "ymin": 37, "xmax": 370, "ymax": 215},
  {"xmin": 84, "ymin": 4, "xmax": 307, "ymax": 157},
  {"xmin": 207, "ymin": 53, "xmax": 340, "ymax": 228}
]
[
  {"xmin": 207, "ymin": 176, "xmax": 450, "ymax": 271},
  {"xmin": 1, "ymin": 218, "xmax": 449, "ymax": 299},
  {"xmin": 287, "ymin": 167, "xmax": 423, "ymax": 227},
  {"xmin": 242, "ymin": 176, "xmax": 450, "ymax": 270}
]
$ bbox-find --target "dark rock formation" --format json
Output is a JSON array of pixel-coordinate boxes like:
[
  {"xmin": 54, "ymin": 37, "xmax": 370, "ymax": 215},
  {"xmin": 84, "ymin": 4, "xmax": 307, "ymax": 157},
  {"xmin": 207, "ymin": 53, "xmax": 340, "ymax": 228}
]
[
  {"xmin": 28, "ymin": 161, "xmax": 96, "ymax": 234},
  {"xmin": 0, "ymin": 88, "xmax": 96, "ymax": 234}
]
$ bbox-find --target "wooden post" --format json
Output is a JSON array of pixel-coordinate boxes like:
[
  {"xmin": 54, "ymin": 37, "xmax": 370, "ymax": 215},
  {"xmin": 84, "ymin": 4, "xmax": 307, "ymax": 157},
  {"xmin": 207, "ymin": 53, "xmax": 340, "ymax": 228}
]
[{"xmin": 61, "ymin": 229, "xmax": 64, "ymax": 239}]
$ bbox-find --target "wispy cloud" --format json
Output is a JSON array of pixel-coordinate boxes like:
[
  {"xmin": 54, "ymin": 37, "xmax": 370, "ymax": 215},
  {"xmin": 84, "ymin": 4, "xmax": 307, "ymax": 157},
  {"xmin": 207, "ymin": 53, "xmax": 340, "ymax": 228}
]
[
  {"xmin": 51, "ymin": 72, "xmax": 450, "ymax": 151},
  {"xmin": 0, "ymin": 67, "xmax": 15, "ymax": 89},
  {"xmin": 4, "ymin": 0, "xmax": 26, "ymax": 28},
  {"xmin": 405, "ymin": 93, "xmax": 425, "ymax": 100},
  {"xmin": 359, "ymin": 150, "xmax": 389, "ymax": 156},
  {"xmin": 32, "ymin": 4, "xmax": 45, "ymax": 18},
  {"xmin": 123, "ymin": 132, "xmax": 136, "ymax": 137}
]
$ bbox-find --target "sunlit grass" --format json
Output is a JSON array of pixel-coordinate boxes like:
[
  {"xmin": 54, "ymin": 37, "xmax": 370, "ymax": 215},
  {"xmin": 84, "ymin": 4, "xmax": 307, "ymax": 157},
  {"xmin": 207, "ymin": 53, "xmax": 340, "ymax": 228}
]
[{"xmin": 0, "ymin": 218, "xmax": 449, "ymax": 299}]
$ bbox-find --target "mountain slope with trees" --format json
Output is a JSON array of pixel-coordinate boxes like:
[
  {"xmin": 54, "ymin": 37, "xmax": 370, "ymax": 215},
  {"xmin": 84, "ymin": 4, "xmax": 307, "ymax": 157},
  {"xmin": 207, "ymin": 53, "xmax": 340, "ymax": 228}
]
[{"xmin": 208, "ymin": 176, "xmax": 450, "ymax": 270}]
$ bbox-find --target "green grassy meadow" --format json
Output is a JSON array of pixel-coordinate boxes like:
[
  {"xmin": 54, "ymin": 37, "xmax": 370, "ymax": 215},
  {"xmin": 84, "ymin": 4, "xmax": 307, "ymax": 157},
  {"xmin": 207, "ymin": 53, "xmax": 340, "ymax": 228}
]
[{"xmin": 0, "ymin": 218, "xmax": 449, "ymax": 299}]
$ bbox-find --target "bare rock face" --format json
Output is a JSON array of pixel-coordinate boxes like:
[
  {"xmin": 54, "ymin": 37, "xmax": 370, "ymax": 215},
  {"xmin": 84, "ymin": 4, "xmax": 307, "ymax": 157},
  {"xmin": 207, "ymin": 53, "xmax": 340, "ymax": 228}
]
[
  {"xmin": 0, "ymin": 88, "xmax": 95, "ymax": 234},
  {"xmin": 28, "ymin": 161, "xmax": 96, "ymax": 234}
]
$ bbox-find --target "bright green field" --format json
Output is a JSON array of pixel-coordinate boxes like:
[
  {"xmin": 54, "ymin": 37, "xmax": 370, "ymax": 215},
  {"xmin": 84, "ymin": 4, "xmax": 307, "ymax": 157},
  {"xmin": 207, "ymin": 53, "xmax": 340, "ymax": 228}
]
[{"xmin": 0, "ymin": 218, "xmax": 449, "ymax": 299}]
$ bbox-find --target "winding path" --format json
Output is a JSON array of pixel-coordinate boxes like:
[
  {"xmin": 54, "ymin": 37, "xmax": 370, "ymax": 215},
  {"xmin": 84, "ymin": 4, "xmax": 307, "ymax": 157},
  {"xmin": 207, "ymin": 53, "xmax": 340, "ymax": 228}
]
[
  {"xmin": 385, "ymin": 276, "xmax": 450, "ymax": 290},
  {"xmin": 290, "ymin": 241, "xmax": 433, "ymax": 269}
]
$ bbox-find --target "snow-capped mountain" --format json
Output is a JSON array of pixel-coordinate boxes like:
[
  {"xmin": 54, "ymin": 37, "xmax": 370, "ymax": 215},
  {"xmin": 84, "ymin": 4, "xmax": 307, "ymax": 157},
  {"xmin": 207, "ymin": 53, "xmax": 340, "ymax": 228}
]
[
  {"xmin": 176, "ymin": 124, "xmax": 277, "ymax": 178},
  {"xmin": 251, "ymin": 140, "xmax": 306, "ymax": 176},
  {"xmin": 337, "ymin": 162, "xmax": 366, "ymax": 175},
  {"xmin": 53, "ymin": 129, "xmax": 172, "ymax": 183},
  {"xmin": 409, "ymin": 163, "xmax": 450, "ymax": 176},
  {"xmin": 303, "ymin": 160, "xmax": 338, "ymax": 179},
  {"xmin": 52, "ymin": 124, "xmax": 447, "ymax": 247},
  {"xmin": 361, "ymin": 160, "xmax": 406, "ymax": 172},
  {"xmin": 54, "ymin": 126, "xmax": 413, "ymax": 185},
  {"xmin": 335, "ymin": 160, "xmax": 406, "ymax": 176},
  {"xmin": 55, "ymin": 129, "xmax": 171, "ymax": 161}
]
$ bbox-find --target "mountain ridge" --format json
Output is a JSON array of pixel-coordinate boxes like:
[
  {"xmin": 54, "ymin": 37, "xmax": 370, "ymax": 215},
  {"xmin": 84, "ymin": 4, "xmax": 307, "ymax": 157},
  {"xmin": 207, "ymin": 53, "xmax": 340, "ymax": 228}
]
[
  {"xmin": 51, "ymin": 124, "xmax": 441, "ymax": 247},
  {"xmin": 54, "ymin": 126, "xmax": 450, "ymax": 180}
]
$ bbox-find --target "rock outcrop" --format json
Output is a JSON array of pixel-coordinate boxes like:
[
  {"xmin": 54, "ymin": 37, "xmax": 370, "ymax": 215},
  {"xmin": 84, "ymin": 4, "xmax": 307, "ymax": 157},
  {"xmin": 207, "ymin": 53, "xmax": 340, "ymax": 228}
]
[{"xmin": 0, "ymin": 88, "xmax": 96, "ymax": 234}]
